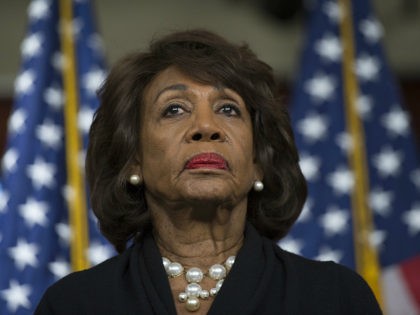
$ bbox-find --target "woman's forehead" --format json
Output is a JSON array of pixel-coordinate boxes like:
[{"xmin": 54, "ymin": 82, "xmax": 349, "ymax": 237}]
[{"xmin": 144, "ymin": 66, "xmax": 243, "ymax": 102}]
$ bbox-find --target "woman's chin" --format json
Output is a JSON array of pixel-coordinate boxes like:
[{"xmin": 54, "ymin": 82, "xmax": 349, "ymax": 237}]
[
  {"xmin": 183, "ymin": 189, "xmax": 232, "ymax": 204},
  {"xmin": 181, "ymin": 190, "xmax": 246, "ymax": 211},
  {"xmin": 176, "ymin": 177, "xmax": 249, "ymax": 205}
]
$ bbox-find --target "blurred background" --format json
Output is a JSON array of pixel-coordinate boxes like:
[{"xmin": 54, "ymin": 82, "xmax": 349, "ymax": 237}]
[
  {"xmin": 1, "ymin": 0, "xmax": 419, "ymax": 154},
  {"xmin": 1, "ymin": 1, "xmax": 419, "ymax": 313}
]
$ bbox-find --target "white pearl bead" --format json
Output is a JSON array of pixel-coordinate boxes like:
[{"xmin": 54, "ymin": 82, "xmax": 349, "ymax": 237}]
[
  {"xmin": 209, "ymin": 264, "xmax": 226, "ymax": 280},
  {"xmin": 253, "ymin": 180, "xmax": 264, "ymax": 191},
  {"xmin": 186, "ymin": 283, "xmax": 202, "ymax": 297},
  {"xmin": 129, "ymin": 174, "xmax": 141, "ymax": 185},
  {"xmin": 210, "ymin": 287, "xmax": 218, "ymax": 296},
  {"xmin": 185, "ymin": 297, "xmax": 200, "ymax": 312},
  {"xmin": 199, "ymin": 290, "xmax": 209, "ymax": 299},
  {"xmin": 225, "ymin": 256, "xmax": 235, "ymax": 270},
  {"xmin": 162, "ymin": 255, "xmax": 236, "ymax": 311},
  {"xmin": 178, "ymin": 292, "xmax": 187, "ymax": 302},
  {"xmin": 186, "ymin": 267, "xmax": 203, "ymax": 283},
  {"xmin": 167, "ymin": 262, "xmax": 183, "ymax": 277},
  {"xmin": 162, "ymin": 257, "xmax": 170, "ymax": 271}
]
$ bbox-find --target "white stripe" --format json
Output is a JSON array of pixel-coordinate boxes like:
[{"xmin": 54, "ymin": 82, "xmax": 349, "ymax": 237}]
[{"xmin": 382, "ymin": 265, "xmax": 419, "ymax": 315}]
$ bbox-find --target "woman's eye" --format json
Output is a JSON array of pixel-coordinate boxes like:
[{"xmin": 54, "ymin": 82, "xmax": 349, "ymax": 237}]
[
  {"xmin": 219, "ymin": 104, "xmax": 240, "ymax": 116},
  {"xmin": 162, "ymin": 104, "xmax": 185, "ymax": 117}
]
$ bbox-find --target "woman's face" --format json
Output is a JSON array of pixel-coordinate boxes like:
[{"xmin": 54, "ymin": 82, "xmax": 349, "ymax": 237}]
[{"xmin": 138, "ymin": 66, "xmax": 261, "ymax": 208}]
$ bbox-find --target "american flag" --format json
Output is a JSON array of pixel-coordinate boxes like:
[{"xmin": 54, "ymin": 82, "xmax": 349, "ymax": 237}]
[
  {"xmin": 0, "ymin": 0, "xmax": 114, "ymax": 314},
  {"xmin": 283, "ymin": 0, "xmax": 420, "ymax": 313}
]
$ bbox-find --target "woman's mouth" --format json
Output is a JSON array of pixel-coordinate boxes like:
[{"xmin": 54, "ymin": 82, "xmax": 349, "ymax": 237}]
[{"xmin": 185, "ymin": 153, "xmax": 228, "ymax": 170}]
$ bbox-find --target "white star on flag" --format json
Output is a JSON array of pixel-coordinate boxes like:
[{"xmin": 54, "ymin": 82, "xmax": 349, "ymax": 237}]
[
  {"xmin": 21, "ymin": 32, "xmax": 43, "ymax": 59},
  {"xmin": 78, "ymin": 107, "xmax": 95, "ymax": 134},
  {"xmin": 326, "ymin": 166, "xmax": 354, "ymax": 195},
  {"xmin": 370, "ymin": 230, "xmax": 387, "ymax": 250},
  {"xmin": 402, "ymin": 204, "xmax": 420, "ymax": 235},
  {"xmin": 2, "ymin": 148, "xmax": 19, "ymax": 173},
  {"xmin": 355, "ymin": 54, "xmax": 380, "ymax": 81},
  {"xmin": 356, "ymin": 94, "xmax": 373, "ymax": 119},
  {"xmin": 369, "ymin": 188, "xmax": 394, "ymax": 216},
  {"xmin": 36, "ymin": 120, "xmax": 63, "ymax": 149},
  {"xmin": 70, "ymin": 17, "xmax": 84, "ymax": 38},
  {"xmin": 8, "ymin": 108, "xmax": 27, "ymax": 134},
  {"xmin": 278, "ymin": 237, "xmax": 304, "ymax": 255},
  {"xmin": 335, "ymin": 132, "xmax": 353, "ymax": 153},
  {"xmin": 48, "ymin": 259, "xmax": 71, "ymax": 279},
  {"xmin": 304, "ymin": 73, "xmax": 336, "ymax": 103},
  {"xmin": 314, "ymin": 34, "xmax": 342, "ymax": 62},
  {"xmin": 82, "ymin": 68, "xmax": 106, "ymax": 95},
  {"xmin": 297, "ymin": 113, "xmax": 329, "ymax": 143},
  {"xmin": 315, "ymin": 246, "xmax": 343, "ymax": 263},
  {"xmin": 297, "ymin": 198, "xmax": 313, "ymax": 223},
  {"xmin": 0, "ymin": 192, "xmax": 9, "ymax": 212},
  {"xmin": 18, "ymin": 197, "xmax": 49, "ymax": 227},
  {"xmin": 55, "ymin": 222, "xmax": 72, "ymax": 245},
  {"xmin": 87, "ymin": 242, "xmax": 114, "ymax": 265},
  {"xmin": 62, "ymin": 184, "xmax": 76, "ymax": 204},
  {"xmin": 26, "ymin": 157, "xmax": 56, "ymax": 190},
  {"xmin": 51, "ymin": 51, "xmax": 64, "ymax": 71},
  {"xmin": 319, "ymin": 206, "xmax": 350, "ymax": 236},
  {"xmin": 0, "ymin": 280, "xmax": 32, "ymax": 313},
  {"xmin": 373, "ymin": 146, "xmax": 403, "ymax": 177},
  {"xmin": 44, "ymin": 86, "xmax": 64, "ymax": 110},
  {"xmin": 28, "ymin": 0, "xmax": 50, "ymax": 20},
  {"xmin": 14, "ymin": 70, "xmax": 36, "ymax": 95},
  {"xmin": 359, "ymin": 18, "xmax": 383, "ymax": 44},
  {"xmin": 8, "ymin": 239, "xmax": 39, "ymax": 270},
  {"xmin": 322, "ymin": 1, "xmax": 342, "ymax": 23},
  {"xmin": 381, "ymin": 106, "xmax": 410, "ymax": 137},
  {"xmin": 299, "ymin": 154, "xmax": 321, "ymax": 181}
]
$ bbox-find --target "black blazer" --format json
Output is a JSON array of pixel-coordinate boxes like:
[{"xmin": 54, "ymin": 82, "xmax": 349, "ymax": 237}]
[{"xmin": 35, "ymin": 224, "xmax": 382, "ymax": 314}]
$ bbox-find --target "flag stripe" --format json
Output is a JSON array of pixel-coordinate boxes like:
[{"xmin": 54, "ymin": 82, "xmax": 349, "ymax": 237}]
[
  {"xmin": 338, "ymin": 0, "xmax": 382, "ymax": 302},
  {"xmin": 59, "ymin": 0, "xmax": 89, "ymax": 271},
  {"xmin": 400, "ymin": 255, "xmax": 420, "ymax": 308},
  {"xmin": 382, "ymin": 266, "xmax": 419, "ymax": 315}
]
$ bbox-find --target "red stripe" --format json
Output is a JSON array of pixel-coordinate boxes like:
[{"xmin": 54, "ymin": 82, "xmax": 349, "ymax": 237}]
[{"xmin": 400, "ymin": 254, "xmax": 420, "ymax": 308}]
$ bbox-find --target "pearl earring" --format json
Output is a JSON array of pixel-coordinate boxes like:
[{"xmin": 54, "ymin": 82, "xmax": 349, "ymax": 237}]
[
  {"xmin": 129, "ymin": 174, "xmax": 141, "ymax": 185},
  {"xmin": 253, "ymin": 180, "xmax": 264, "ymax": 192}
]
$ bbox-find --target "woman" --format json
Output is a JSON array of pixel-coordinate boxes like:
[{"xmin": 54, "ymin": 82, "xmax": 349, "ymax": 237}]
[{"xmin": 36, "ymin": 29, "xmax": 382, "ymax": 314}]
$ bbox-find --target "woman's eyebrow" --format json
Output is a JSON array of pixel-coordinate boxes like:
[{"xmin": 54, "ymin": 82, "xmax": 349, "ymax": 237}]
[{"xmin": 154, "ymin": 84, "xmax": 187, "ymax": 102}]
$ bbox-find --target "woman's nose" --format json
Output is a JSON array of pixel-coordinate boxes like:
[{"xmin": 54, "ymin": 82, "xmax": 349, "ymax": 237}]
[{"xmin": 187, "ymin": 108, "xmax": 226, "ymax": 142}]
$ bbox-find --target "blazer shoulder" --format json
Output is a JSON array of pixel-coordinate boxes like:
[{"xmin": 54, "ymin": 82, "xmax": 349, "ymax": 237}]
[
  {"xmin": 58, "ymin": 255, "xmax": 118, "ymax": 286},
  {"xmin": 274, "ymin": 245, "xmax": 383, "ymax": 314},
  {"xmin": 35, "ymin": 246, "xmax": 134, "ymax": 314}
]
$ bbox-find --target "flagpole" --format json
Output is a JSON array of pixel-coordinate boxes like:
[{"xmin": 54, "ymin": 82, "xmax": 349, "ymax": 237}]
[
  {"xmin": 59, "ymin": 0, "xmax": 90, "ymax": 271},
  {"xmin": 338, "ymin": 0, "xmax": 383, "ymax": 306}
]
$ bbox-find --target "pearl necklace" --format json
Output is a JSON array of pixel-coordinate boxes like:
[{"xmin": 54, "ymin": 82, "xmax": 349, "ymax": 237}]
[{"xmin": 162, "ymin": 256, "xmax": 236, "ymax": 312}]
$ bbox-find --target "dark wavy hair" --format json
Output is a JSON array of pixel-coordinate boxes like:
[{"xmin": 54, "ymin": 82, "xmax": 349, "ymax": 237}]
[{"xmin": 86, "ymin": 29, "xmax": 307, "ymax": 253}]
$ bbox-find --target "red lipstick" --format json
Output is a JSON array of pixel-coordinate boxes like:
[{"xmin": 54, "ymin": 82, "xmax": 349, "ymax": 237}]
[{"xmin": 185, "ymin": 153, "xmax": 228, "ymax": 170}]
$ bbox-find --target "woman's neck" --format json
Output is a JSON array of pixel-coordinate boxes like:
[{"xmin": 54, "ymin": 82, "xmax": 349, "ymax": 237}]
[
  {"xmin": 148, "ymin": 197, "xmax": 247, "ymax": 268},
  {"xmin": 146, "ymin": 196, "xmax": 247, "ymax": 315}
]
